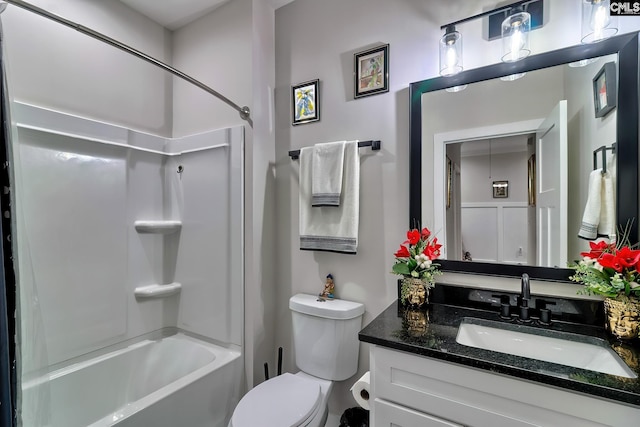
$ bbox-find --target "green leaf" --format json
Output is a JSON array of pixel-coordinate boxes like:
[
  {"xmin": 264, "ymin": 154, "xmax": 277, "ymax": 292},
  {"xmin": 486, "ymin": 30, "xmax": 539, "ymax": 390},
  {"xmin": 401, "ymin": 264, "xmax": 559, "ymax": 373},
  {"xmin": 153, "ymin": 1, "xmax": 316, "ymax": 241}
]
[{"xmin": 393, "ymin": 263, "xmax": 410, "ymax": 275}]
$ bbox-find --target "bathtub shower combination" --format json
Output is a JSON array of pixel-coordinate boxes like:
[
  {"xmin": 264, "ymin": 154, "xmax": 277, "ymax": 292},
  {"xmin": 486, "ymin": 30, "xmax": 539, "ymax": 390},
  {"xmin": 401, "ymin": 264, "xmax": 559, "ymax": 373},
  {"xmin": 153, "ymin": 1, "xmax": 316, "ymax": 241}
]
[
  {"xmin": 1, "ymin": 3, "xmax": 247, "ymax": 426},
  {"xmin": 22, "ymin": 332, "xmax": 242, "ymax": 427}
]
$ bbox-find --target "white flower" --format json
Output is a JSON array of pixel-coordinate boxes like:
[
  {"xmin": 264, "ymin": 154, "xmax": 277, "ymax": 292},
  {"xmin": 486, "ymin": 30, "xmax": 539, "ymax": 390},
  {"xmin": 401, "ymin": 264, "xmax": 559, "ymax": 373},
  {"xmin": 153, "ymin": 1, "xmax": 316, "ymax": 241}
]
[
  {"xmin": 415, "ymin": 253, "xmax": 432, "ymax": 269},
  {"xmin": 581, "ymin": 257, "xmax": 604, "ymax": 271}
]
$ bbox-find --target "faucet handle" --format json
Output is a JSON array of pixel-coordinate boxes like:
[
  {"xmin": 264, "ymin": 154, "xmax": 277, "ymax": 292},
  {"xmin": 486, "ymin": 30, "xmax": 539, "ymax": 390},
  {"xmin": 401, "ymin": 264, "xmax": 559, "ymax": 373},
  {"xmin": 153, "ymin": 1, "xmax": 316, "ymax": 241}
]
[
  {"xmin": 519, "ymin": 301, "xmax": 531, "ymax": 322},
  {"xmin": 536, "ymin": 299, "xmax": 555, "ymax": 325},
  {"xmin": 492, "ymin": 294, "xmax": 513, "ymax": 320}
]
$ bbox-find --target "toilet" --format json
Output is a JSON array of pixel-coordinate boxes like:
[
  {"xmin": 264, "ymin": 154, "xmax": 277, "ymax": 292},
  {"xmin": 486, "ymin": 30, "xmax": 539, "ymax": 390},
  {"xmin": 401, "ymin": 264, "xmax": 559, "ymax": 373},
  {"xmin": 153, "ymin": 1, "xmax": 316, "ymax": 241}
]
[{"xmin": 229, "ymin": 293, "xmax": 365, "ymax": 427}]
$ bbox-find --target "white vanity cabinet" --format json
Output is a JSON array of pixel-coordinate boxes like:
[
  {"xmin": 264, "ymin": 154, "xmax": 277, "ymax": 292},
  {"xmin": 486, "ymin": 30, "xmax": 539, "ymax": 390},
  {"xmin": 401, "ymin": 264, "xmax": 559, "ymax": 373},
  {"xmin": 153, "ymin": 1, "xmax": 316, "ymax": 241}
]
[{"xmin": 370, "ymin": 345, "xmax": 640, "ymax": 427}]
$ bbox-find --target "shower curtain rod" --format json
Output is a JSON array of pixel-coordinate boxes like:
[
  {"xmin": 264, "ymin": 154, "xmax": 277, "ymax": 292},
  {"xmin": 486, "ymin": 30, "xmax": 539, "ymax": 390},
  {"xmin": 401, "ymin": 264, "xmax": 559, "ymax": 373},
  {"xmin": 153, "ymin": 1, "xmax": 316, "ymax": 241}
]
[{"xmin": 1, "ymin": 0, "xmax": 253, "ymax": 126}]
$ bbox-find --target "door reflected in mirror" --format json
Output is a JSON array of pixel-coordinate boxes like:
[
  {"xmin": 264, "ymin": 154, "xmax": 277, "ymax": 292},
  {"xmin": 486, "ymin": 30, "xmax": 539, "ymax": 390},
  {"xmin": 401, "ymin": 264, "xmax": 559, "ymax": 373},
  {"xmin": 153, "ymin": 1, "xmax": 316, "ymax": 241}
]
[{"xmin": 425, "ymin": 54, "xmax": 617, "ymax": 268}]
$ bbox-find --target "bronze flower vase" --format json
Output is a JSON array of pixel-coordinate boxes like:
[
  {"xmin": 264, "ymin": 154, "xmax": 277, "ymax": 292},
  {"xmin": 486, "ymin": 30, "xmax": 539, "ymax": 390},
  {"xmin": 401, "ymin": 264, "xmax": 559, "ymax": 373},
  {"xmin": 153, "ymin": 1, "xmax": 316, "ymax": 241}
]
[
  {"xmin": 400, "ymin": 277, "xmax": 430, "ymax": 309},
  {"xmin": 603, "ymin": 296, "xmax": 640, "ymax": 340},
  {"xmin": 402, "ymin": 307, "xmax": 430, "ymax": 338}
]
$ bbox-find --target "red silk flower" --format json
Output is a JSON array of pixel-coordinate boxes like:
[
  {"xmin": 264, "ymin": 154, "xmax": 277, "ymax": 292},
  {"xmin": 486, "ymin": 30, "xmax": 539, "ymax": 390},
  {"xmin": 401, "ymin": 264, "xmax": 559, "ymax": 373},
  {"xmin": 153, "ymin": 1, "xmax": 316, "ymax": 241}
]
[
  {"xmin": 424, "ymin": 238, "xmax": 442, "ymax": 260},
  {"xmin": 421, "ymin": 227, "xmax": 431, "ymax": 239},
  {"xmin": 405, "ymin": 229, "xmax": 420, "ymax": 246},
  {"xmin": 580, "ymin": 240, "xmax": 615, "ymax": 259},
  {"xmin": 598, "ymin": 253, "xmax": 624, "ymax": 272},
  {"xmin": 613, "ymin": 247, "xmax": 640, "ymax": 268},
  {"xmin": 394, "ymin": 245, "xmax": 410, "ymax": 258}
]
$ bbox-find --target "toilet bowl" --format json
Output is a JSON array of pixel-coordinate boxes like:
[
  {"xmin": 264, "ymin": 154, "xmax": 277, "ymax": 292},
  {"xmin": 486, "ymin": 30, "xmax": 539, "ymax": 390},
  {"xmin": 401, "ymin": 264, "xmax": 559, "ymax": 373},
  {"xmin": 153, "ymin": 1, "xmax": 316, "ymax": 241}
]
[
  {"xmin": 229, "ymin": 294, "xmax": 365, "ymax": 427},
  {"xmin": 229, "ymin": 372, "xmax": 332, "ymax": 427}
]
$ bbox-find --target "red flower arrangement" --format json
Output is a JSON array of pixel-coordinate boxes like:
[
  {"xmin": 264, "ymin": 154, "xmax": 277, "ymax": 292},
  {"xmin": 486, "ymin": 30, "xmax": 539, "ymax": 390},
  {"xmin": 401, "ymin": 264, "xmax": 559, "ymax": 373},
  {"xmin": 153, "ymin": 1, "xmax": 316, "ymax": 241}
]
[
  {"xmin": 570, "ymin": 240, "xmax": 640, "ymax": 299},
  {"xmin": 392, "ymin": 227, "xmax": 442, "ymax": 282}
]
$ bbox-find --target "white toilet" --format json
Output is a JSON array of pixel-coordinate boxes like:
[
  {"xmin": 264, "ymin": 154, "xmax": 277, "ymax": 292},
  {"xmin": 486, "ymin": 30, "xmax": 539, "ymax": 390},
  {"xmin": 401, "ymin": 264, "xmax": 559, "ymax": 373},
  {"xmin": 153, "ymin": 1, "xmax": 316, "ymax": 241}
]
[{"xmin": 229, "ymin": 293, "xmax": 365, "ymax": 427}]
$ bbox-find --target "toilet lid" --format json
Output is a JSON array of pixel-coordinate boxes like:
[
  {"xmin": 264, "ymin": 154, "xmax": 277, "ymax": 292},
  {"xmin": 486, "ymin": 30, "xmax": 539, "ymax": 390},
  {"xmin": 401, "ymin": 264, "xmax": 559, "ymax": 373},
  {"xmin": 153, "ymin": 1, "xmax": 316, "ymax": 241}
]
[{"xmin": 231, "ymin": 373, "xmax": 321, "ymax": 427}]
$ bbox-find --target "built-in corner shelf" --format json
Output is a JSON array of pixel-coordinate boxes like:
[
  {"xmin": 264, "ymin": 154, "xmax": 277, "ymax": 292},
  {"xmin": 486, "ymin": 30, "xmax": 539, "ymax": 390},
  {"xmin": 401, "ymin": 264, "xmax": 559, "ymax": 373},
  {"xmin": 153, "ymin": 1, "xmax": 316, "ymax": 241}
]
[
  {"xmin": 134, "ymin": 220, "xmax": 182, "ymax": 234},
  {"xmin": 134, "ymin": 283, "xmax": 182, "ymax": 299}
]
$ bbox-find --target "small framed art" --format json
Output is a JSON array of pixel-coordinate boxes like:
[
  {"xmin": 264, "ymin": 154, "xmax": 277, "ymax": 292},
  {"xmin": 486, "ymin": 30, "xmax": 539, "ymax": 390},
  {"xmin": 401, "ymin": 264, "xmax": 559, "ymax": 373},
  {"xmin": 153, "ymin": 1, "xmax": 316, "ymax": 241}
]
[
  {"xmin": 446, "ymin": 156, "xmax": 452, "ymax": 209},
  {"xmin": 527, "ymin": 154, "xmax": 536, "ymax": 206},
  {"xmin": 492, "ymin": 180, "xmax": 508, "ymax": 198},
  {"xmin": 354, "ymin": 44, "xmax": 389, "ymax": 99},
  {"xmin": 292, "ymin": 79, "xmax": 320, "ymax": 125},
  {"xmin": 592, "ymin": 62, "xmax": 616, "ymax": 118}
]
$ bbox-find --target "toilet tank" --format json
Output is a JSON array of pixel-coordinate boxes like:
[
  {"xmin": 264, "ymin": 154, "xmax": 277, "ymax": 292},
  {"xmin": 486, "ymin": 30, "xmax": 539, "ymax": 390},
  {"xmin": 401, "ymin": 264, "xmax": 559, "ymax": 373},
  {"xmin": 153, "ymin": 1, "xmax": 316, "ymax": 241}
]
[{"xmin": 289, "ymin": 294, "xmax": 365, "ymax": 381}]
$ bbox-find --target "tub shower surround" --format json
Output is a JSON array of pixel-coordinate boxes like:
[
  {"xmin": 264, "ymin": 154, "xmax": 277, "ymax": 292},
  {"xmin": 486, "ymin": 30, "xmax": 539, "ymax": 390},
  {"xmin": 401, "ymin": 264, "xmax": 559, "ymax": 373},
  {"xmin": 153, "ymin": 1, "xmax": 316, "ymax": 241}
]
[
  {"xmin": 21, "ymin": 332, "xmax": 242, "ymax": 427},
  {"xmin": 12, "ymin": 102, "xmax": 244, "ymax": 426}
]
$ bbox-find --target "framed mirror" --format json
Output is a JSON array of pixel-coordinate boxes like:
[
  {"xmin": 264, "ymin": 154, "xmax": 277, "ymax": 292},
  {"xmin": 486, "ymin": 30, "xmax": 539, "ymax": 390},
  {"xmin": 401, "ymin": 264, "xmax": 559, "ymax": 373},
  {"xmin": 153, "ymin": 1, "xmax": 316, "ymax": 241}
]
[{"xmin": 409, "ymin": 32, "xmax": 639, "ymax": 281}]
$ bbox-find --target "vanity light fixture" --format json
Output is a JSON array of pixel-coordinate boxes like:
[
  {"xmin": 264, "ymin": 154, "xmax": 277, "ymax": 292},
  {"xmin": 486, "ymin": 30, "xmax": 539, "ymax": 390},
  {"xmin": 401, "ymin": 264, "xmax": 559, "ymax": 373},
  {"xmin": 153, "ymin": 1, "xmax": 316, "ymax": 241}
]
[
  {"xmin": 439, "ymin": 25, "xmax": 463, "ymax": 77},
  {"xmin": 581, "ymin": 0, "xmax": 618, "ymax": 44},
  {"xmin": 501, "ymin": 6, "xmax": 531, "ymax": 63},
  {"xmin": 438, "ymin": 0, "xmax": 543, "ymax": 85},
  {"xmin": 570, "ymin": 0, "xmax": 619, "ymax": 67}
]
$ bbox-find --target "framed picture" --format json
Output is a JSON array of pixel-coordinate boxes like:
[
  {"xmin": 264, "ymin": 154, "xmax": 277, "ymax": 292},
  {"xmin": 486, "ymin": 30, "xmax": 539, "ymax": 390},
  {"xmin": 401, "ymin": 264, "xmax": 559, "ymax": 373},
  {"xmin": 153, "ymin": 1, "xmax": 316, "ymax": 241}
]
[
  {"xmin": 292, "ymin": 79, "xmax": 320, "ymax": 125},
  {"xmin": 527, "ymin": 155, "xmax": 536, "ymax": 206},
  {"xmin": 492, "ymin": 180, "xmax": 508, "ymax": 198},
  {"xmin": 592, "ymin": 62, "xmax": 617, "ymax": 118},
  {"xmin": 354, "ymin": 44, "xmax": 389, "ymax": 99},
  {"xmin": 446, "ymin": 156, "xmax": 452, "ymax": 209}
]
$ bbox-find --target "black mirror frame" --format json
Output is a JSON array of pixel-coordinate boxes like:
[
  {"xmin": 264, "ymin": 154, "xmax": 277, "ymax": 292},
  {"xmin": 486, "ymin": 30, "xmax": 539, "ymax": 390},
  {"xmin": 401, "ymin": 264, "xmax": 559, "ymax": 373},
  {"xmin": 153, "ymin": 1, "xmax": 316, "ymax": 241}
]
[{"xmin": 409, "ymin": 32, "xmax": 639, "ymax": 282}]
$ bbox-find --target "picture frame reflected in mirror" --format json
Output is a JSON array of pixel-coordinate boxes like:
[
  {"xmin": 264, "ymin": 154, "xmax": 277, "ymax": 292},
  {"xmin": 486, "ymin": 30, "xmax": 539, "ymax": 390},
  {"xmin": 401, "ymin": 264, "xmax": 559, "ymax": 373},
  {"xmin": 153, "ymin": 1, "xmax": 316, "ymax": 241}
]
[
  {"xmin": 446, "ymin": 156, "xmax": 452, "ymax": 209},
  {"xmin": 492, "ymin": 180, "xmax": 508, "ymax": 198},
  {"xmin": 528, "ymin": 154, "xmax": 536, "ymax": 206},
  {"xmin": 592, "ymin": 61, "xmax": 617, "ymax": 118}
]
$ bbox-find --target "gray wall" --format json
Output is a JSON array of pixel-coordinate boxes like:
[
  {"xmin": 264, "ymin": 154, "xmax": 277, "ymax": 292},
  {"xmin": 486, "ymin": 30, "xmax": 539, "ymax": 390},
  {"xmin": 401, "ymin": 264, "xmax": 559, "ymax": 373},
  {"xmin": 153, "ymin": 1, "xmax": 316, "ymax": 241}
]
[{"xmin": 273, "ymin": 0, "xmax": 640, "ymax": 417}]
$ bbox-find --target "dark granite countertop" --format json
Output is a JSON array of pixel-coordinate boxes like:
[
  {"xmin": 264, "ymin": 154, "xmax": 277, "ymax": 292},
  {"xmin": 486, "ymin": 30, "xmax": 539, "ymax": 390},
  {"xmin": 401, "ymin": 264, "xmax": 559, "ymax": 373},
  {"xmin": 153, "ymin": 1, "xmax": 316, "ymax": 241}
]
[{"xmin": 359, "ymin": 294, "xmax": 640, "ymax": 407}]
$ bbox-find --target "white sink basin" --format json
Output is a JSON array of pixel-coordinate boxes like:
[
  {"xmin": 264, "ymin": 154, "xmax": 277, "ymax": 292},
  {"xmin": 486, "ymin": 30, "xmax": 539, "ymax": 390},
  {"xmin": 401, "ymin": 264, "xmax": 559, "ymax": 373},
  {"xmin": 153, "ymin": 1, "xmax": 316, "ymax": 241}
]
[{"xmin": 456, "ymin": 318, "xmax": 637, "ymax": 379}]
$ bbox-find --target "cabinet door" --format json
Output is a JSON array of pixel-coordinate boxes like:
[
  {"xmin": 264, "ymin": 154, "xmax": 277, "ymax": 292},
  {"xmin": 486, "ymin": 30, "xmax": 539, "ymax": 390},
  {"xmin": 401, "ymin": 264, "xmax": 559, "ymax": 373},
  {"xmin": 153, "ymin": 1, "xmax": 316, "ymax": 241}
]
[{"xmin": 374, "ymin": 399, "xmax": 464, "ymax": 427}]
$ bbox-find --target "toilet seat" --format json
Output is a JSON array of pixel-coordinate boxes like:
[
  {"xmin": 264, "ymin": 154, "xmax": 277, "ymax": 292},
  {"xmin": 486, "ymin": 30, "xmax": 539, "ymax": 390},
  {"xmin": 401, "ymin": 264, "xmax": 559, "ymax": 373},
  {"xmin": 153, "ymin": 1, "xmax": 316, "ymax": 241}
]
[{"xmin": 230, "ymin": 373, "xmax": 322, "ymax": 427}]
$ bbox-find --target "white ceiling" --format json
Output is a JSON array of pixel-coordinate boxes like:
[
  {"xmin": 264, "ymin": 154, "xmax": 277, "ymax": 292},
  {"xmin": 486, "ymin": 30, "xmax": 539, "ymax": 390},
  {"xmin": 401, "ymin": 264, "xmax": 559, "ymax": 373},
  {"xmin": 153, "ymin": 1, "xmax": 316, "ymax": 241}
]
[
  {"xmin": 460, "ymin": 135, "xmax": 530, "ymax": 157},
  {"xmin": 120, "ymin": 0, "xmax": 297, "ymax": 30}
]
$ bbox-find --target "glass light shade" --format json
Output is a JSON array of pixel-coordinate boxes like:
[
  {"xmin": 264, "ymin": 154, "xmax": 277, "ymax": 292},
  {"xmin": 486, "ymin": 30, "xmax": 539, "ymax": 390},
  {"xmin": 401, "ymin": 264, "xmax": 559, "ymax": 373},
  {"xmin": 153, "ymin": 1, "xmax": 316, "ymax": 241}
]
[
  {"xmin": 501, "ymin": 10, "xmax": 531, "ymax": 63},
  {"xmin": 581, "ymin": 0, "xmax": 618, "ymax": 43},
  {"xmin": 568, "ymin": 58, "xmax": 598, "ymax": 67},
  {"xmin": 500, "ymin": 73, "xmax": 526, "ymax": 81},
  {"xmin": 439, "ymin": 27, "xmax": 463, "ymax": 76},
  {"xmin": 445, "ymin": 85, "xmax": 467, "ymax": 93}
]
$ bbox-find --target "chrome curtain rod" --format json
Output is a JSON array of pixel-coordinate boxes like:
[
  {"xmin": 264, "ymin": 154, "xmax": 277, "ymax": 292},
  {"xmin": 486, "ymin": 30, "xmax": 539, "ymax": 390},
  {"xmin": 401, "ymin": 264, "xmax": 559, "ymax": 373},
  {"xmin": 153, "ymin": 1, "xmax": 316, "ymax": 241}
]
[{"xmin": 1, "ymin": 0, "xmax": 252, "ymax": 126}]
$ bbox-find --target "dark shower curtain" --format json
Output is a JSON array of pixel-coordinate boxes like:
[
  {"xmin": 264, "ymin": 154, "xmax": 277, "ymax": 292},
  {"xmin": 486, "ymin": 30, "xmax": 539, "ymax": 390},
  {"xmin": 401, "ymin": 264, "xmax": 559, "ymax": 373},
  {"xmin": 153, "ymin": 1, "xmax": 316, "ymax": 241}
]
[{"xmin": 0, "ymin": 33, "xmax": 17, "ymax": 427}]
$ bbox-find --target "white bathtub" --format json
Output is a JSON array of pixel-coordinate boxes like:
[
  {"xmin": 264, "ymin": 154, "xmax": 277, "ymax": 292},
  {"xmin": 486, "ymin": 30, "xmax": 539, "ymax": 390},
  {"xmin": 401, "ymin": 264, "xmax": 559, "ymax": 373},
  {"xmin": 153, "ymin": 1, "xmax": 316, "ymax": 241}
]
[{"xmin": 21, "ymin": 331, "xmax": 243, "ymax": 427}]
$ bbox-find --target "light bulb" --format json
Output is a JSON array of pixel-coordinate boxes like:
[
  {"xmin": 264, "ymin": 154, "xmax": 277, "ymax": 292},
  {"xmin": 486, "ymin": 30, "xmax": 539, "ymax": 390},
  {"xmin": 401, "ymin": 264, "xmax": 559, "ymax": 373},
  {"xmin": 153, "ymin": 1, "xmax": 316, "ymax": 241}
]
[
  {"xmin": 510, "ymin": 22, "xmax": 524, "ymax": 62},
  {"xmin": 591, "ymin": 1, "xmax": 610, "ymax": 41},
  {"xmin": 439, "ymin": 26, "xmax": 463, "ymax": 76},
  {"xmin": 501, "ymin": 9, "xmax": 530, "ymax": 63},
  {"xmin": 581, "ymin": 0, "xmax": 618, "ymax": 43}
]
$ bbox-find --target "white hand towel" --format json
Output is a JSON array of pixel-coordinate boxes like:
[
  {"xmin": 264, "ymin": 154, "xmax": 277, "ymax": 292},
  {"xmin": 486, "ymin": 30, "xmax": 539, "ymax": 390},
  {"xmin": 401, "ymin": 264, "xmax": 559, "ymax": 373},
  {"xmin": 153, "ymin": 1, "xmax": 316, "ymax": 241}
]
[
  {"xmin": 300, "ymin": 141, "xmax": 360, "ymax": 253},
  {"xmin": 598, "ymin": 172, "xmax": 616, "ymax": 241},
  {"xmin": 578, "ymin": 169, "xmax": 603, "ymax": 240},
  {"xmin": 598, "ymin": 154, "xmax": 616, "ymax": 241},
  {"xmin": 311, "ymin": 141, "xmax": 347, "ymax": 206}
]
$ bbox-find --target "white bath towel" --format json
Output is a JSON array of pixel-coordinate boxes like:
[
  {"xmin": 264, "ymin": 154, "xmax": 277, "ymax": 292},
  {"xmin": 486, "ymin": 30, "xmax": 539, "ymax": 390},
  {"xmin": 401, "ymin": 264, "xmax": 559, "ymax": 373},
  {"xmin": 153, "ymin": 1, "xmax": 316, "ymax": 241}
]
[
  {"xmin": 578, "ymin": 169, "xmax": 603, "ymax": 240},
  {"xmin": 598, "ymin": 155, "xmax": 617, "ymax": 241},
  {"xmin": 299, "ymin": 141, "xmax": 360, "ymax": 253},
  {"xmin": 311, "ymin": 141, "xmax": 347, "ymax": 206}
]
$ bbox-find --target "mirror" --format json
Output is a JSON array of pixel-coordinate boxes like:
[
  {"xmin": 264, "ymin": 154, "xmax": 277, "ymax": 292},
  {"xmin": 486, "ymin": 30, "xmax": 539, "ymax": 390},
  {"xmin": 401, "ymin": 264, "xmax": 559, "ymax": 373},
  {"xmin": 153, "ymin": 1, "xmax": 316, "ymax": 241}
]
[{"xmin": 409, "ymin": 32, "xmax": 639, "ymax": 280}]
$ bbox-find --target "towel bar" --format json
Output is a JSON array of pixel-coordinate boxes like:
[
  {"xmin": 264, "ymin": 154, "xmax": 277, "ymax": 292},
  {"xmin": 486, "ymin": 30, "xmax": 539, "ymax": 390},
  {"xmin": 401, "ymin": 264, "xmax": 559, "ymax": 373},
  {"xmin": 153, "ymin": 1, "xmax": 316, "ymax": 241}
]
[
  {"xmin": 593, "ymin": 143, "xmax": 616, "ymax": 174},
  {"xmin": 289, "ymin": 140, "xmax": 381, "ymax": 160}
]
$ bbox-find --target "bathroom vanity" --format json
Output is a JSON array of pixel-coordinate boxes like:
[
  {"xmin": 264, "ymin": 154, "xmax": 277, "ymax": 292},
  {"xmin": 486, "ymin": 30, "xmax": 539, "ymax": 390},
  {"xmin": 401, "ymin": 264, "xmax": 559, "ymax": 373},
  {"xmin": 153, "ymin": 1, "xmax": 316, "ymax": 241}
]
[{"xmin": 359, "ymin": 288, "xmax": 640, "ymax": 427}]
